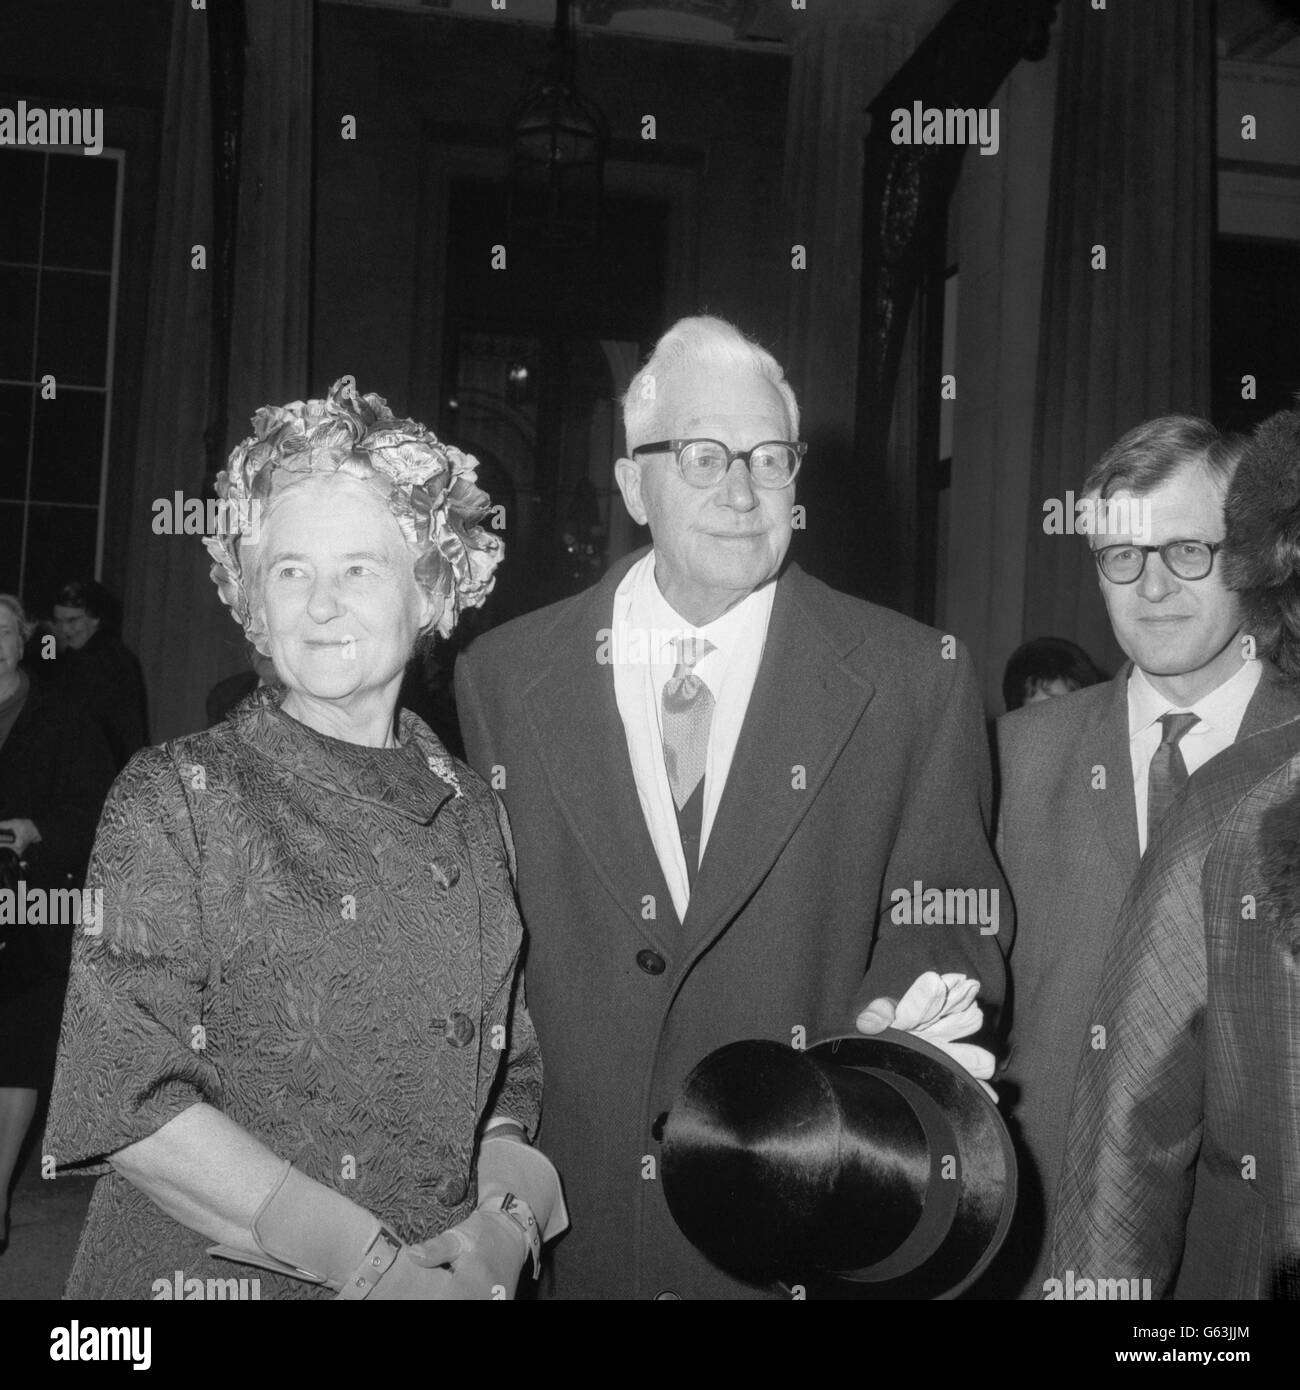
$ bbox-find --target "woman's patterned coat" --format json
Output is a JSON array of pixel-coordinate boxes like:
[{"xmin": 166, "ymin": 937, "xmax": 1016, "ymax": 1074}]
[{"xmin": 45, "ymin": 687, "xmax": 540, "ymax": 1299}]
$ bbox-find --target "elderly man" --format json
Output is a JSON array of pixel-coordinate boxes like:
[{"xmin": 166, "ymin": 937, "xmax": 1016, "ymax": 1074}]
[
  {"xmin": 1049, "ymin": 406, "xmax": 1300, "ymax": 1299},
  {"xmin": 994, "ymin": 416, "xmax": 1300, "ymax": 1297},
  {"xmin": 455, "ymin": 315, "xmax": 1007, "ymax": 1300}
]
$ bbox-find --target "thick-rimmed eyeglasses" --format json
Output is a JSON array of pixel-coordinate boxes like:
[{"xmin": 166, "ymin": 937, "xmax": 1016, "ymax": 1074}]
[
  {"xmin": 631, "ymin": 438, "xmax": 807, "ymax": 490},
  {"xmin": 1090, "ymin": 540, "xmax": 1222, "ymax": 584}
]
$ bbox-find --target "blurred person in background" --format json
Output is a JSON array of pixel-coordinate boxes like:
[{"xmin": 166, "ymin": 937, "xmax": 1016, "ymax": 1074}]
[
  {"xmin": 50, "ymin": 579, "xmax": 149, "ymax": 772},
  {"xmin": 1001, "ymin": 636, "xmax": 1108, "ymax": 713},
  {"xmin": 205, "ymin": 643, "xmax": 280, "ymax": 726},
  {"xmin": 0, "ymin": 593, "xmax": 116, "ymax": 1256}
]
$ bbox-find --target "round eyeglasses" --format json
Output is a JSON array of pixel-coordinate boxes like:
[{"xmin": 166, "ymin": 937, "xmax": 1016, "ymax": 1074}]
[
  {"xmin": 1090, "ymin": 539, "xmax": 1222, "ymax": 584},
  {"xmin": 631, "ymin": 438, "xmax": 807, "ymax": 490}
]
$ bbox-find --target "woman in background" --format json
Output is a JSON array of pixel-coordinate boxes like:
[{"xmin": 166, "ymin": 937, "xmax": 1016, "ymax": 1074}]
[{"xmin": 0, "ymin": 593, "xmax": 116, "ymax": 1255}]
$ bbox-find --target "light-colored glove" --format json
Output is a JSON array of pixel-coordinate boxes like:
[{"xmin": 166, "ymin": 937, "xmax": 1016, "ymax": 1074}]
[
  {"xmin": 207, "ymin": 1162, "xmax": 455, "ymax": 1299},
  {"xmin": 353, "ymin": 1246, "xmax": 455, "ymax": 1299},
  {"xmin": 856, "ymin": 971, "xmax": 998, "ymax": 1100},
  {"xmin": 402, "ymin": 1208, "xmax": 530, "ymax": 1300},
  {"xmin": 405, "ymin": 1136, "xmax": 569, "ymax": 1299},
  {"xmin": 474, "ymin": 1135, "xmax": 568, "ymax": 1237}
]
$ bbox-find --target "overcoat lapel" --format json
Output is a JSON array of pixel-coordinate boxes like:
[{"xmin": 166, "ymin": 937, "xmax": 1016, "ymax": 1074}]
[
  {"xmin": 1240, "ymin": 659, "xmax": 1300, "ymax": 739},
  {"xmin": 1077, "ymin": 667, "xmax": 1140, "ymax": 878},
  {"xmin": 681, "ymin": 565, "xmax": 875, "ymax": 952},
  {"xmin": 521, "ymin": 553, "xmax": 680, "ymax": 949}
]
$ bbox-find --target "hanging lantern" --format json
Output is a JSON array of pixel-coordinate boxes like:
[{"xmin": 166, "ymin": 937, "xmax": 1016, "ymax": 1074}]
[{"xmin": 508, "ymin": 0, "xmax": 607, "ymax": 248}]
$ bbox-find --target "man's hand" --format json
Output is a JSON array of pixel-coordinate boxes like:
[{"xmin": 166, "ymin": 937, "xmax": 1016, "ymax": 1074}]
[
  {"xmin": 404, "ymin": 1209, "xmax": 529, "ymax": 1300},
  {"xmin": 856, "ymin": 971, "xmax": 997, "ymax": 1100},
  {"xmin": 0, "ymin": 818, "xmax": 41, "ymax": 857}
]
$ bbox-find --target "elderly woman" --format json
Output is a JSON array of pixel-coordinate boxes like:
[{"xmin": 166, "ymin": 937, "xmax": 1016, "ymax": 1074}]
[
  {"xmin": 0, "ymin": 595, "xmax": 116, "ymax": 1253},
  {"xmin": 44, "ymin": 378, "xmax": 565, "ymax": 1298}
]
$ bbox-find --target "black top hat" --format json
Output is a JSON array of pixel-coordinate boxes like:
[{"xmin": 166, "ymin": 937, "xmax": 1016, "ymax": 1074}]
[{"xmin": 660, "ymin": 1029, "xmax": 1017, "ymax": 1299}]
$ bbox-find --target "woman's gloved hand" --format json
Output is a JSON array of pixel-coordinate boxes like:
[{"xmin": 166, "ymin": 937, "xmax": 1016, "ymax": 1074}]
[{"xmin": 403, "ymin": 1208, "xmax": 529, "ymax": 1299}]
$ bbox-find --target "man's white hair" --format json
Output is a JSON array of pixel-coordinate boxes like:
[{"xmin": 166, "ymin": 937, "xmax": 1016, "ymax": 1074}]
[{"xmin": 621, "ymin": 315, "xmax": 800, "ymax": 453}]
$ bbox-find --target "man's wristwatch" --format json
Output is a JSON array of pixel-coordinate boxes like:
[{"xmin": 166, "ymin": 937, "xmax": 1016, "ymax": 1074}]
[
  {"xmin": 337, "ymin": 1225, "xmax": 404, "ymax": 1300},
  {"xmin": 483, "ymin": 1192, "xmax": 541, "ymax": 1276}
]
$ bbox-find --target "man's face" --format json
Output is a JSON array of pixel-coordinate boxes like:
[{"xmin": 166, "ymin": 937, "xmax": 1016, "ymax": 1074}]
[
  {"xmin": 52, "ymin": 605, "xmax": 98, "ymax": 652},
  {"xmin": 615, "ymin": 363, "xmax": 795, "ymax": 624},
  {"xmin": 1093, "ymin": 464, "xmax": 1245, "ymax": 700}
]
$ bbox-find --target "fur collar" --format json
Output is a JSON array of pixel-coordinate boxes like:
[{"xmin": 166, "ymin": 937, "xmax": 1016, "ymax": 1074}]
[{"xmin": 1257, "ymin": 775, "xmax": 1300, "ymax": 922}]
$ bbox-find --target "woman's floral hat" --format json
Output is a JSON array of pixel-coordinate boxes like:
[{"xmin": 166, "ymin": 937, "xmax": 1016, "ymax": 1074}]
[{"xmin": 203, "ymin": 375, "xmax": 503, "ymax": 640}]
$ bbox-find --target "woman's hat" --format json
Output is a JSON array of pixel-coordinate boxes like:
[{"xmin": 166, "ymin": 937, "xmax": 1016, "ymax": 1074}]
[{"xmin": 660, "ymin": 1029, "xmax": 1017, "ymax": 1299}]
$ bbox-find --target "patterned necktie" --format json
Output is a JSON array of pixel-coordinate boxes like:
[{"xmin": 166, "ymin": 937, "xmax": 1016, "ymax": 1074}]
[
  {"xmin": 662, "ymin": 636, "xmax": 716, "ymax": 886},
  {"xmin": 1146, "ymin": 711, "xmax": 1200, "ymax": 844}
]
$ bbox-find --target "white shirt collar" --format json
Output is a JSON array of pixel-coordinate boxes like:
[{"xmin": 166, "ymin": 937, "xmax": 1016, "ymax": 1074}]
[
  {"xmin": 1128, "ymin": 655, "xmax": 1261, "ymax": 740},
  {"xmin": 612, "ymin": 551, "xmax": 776, "ymax": 922},
  {"xmin": 628, "ymin": 552, "xmax": 772, "ymax": 676}
]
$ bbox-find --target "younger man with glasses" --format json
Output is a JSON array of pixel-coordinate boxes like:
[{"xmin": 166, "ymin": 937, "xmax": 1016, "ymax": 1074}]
[
  {"xmin": 992, "ymin": 415, "xmax": 1300, "ymax": 1297},
  {"xmin": 456, "ymin": 315, "xmax": 1007, "ymax": 1299}
]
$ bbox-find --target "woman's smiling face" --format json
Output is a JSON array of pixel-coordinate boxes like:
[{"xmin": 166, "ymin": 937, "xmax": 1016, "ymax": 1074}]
[{"xmin": 248, "ymin": 473, "xmax": 432, "ymax": 706}]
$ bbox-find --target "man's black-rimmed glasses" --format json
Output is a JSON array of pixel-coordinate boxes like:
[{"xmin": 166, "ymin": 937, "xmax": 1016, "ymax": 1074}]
[
  {"xmin": 631, "ymin": 438, "xmax": 807, "ymax": 490},
  {"xmin": 1090, "ymin": 540, "xmax": 1222, "ymax": 584}
]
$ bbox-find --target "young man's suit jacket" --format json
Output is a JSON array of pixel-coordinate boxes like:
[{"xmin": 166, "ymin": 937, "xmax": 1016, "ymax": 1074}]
[
  {"xmin": 993, "ymin": 662, "xmax": 1300, "ymax": 1296},
  {"xmin": 455, "ymin": 551, "xmax": 1009, "ymax": 1300},
  {"xmin": 1050, "ymin": 713, "xmax": 1300, "ymax": 1299}
]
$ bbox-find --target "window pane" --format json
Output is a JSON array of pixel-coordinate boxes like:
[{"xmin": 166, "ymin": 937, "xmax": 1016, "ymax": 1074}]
[
  {"xmin": 0, "ymin": 266, "xmax": 38, "ymax": 378},
  {"xmin": 38, "ymin": 271, "xmax": 111, "ymax": 386},
  {"xmin": 23, "ymin": 504, "xmax": 98, "ymax": 615},
  {"xmin": 0, "ymin": 503, "xmax": 23, "ymax": 596},
  {"xmin": 30, "ymin": 389, "xmax": 105, "ymax": 504},
  {"xmin": 0, "ymin": 386, "xmax": 35, "ymax": 501},
  {"xmin": 44, "ymin": 155, "xmax": 117, "ymax": 272},
  {"xmin": 0, "ymin": 150, "xmax": 44, "ymax": 264}
]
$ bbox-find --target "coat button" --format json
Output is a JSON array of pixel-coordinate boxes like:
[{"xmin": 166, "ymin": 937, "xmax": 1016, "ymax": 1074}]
[
  {"xmin": 654, "ymin": 1290, "xmax": 680, "ymax": 1300},
  {"xmin": 651, "ymin": 1112, "xmax": 668, "ymax": 1141},
  {"xmin": 444, "ymin": 1011, "xmax": 475, "ymax": 1047},
  {"xmin": 636, "ymin": 949, "xmax": 666, "ymax": 975},
  {"xmin": 432, "ymin": 1172, "xmax": 467, "ymax": 1205},
  {"xmin": 430, "ymin": 860, "xmax": 460, "ymax": 889}
]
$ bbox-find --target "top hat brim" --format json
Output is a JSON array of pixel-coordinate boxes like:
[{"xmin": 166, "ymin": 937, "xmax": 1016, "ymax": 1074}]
[
  {"xmin": 661, "ymin": 1028, "xmax": 1017, "ymax": 1300},
  {"xmin": 796, "ymin": 1029, "xmax": 1017, "ymax": 1299}
]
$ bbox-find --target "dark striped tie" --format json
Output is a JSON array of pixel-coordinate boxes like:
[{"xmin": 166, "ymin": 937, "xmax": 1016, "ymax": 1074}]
[
  {"xmin": 662, "ymin": 636, "xmax": 716, "ymax": 886},
  {"xmin": 1146, "ymin": 711, "xmax": 1200, "ymax": 845}
]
